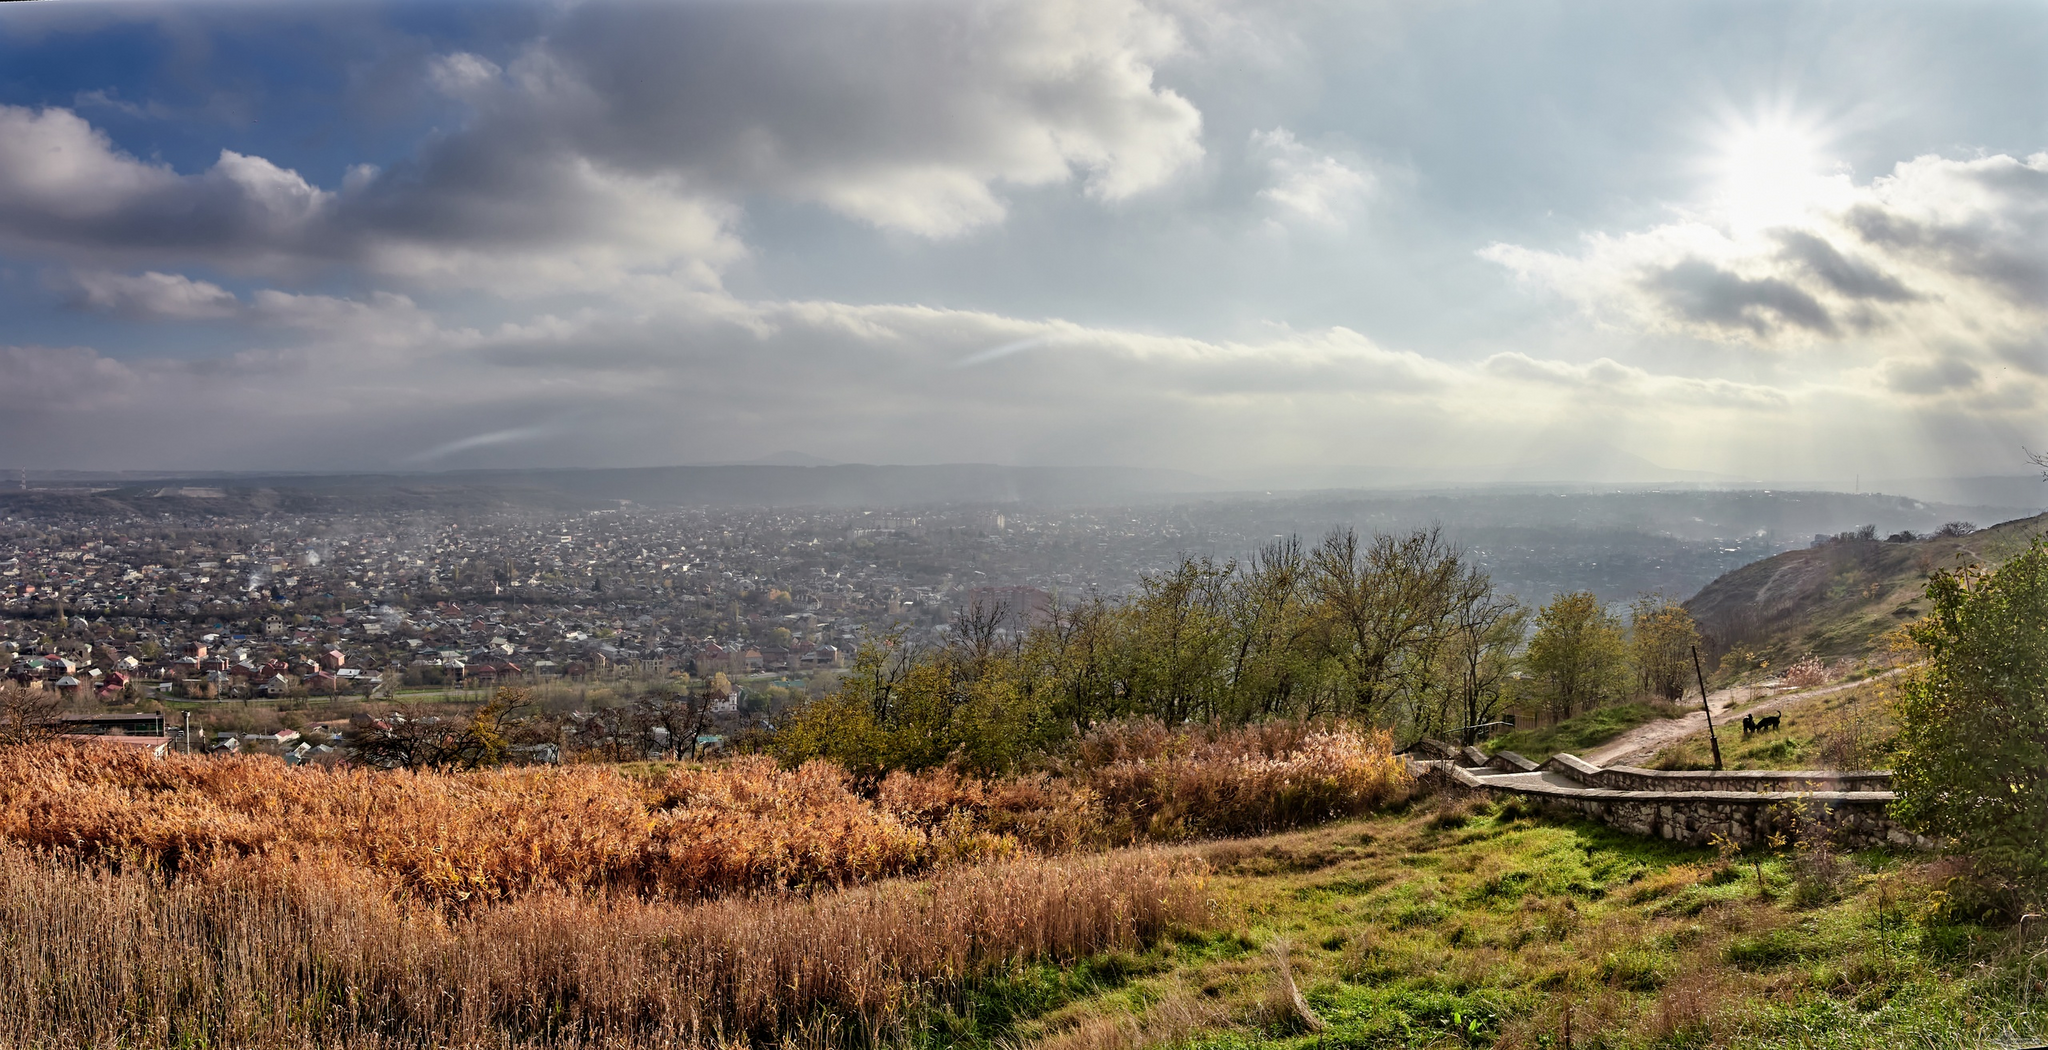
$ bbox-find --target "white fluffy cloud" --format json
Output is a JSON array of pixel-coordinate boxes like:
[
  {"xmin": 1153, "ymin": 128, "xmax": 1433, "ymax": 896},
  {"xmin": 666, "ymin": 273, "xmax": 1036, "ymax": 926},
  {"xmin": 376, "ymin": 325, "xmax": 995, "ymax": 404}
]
[
  {"xmin": 1250, "ymin": 128, "xmax": 1373, "ymax": 229},
  {"xmin": 1481, "ymin": 153, "xmax": 2048, "ymax": 405},
  {"xmin": 428, "ymin": 0, "xmax": 1205, "ymax": 238},
  {"xmin": 62, "ymin": 270, "xmax": 239, "ymax": 320},
  {"xmin": 0, "ymin": 0, "xmax": 1203, "ymax": 291}
]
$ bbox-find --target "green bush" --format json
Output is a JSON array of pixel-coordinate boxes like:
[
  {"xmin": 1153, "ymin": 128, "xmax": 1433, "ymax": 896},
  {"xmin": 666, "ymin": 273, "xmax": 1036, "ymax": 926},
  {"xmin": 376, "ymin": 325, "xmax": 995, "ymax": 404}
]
[{"xmin": 1891, "ymin": 537, "xmax": 2048, "ymax": 903}]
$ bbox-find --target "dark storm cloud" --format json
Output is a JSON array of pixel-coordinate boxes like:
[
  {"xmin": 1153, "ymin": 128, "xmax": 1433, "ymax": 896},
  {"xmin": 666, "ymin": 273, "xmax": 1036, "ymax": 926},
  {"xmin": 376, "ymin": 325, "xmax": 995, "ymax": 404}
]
[
  {"xmin": 1846, "ymin": 202, "xmax": 2048, "ymax": 305},
  {"xmin": 1773, "ymin": 230, "xmax": 1917, "ymax": 303},
  {"xmin": 1643, "ymin": 258, "xmax": 1837, "ymax": 337}
]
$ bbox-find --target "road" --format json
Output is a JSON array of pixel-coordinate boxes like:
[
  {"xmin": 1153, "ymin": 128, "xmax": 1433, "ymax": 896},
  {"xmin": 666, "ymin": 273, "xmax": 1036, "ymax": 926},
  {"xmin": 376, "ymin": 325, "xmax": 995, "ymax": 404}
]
[{"xmin": 1581, "ymin": 668, "xmax": 1906, "ymax": 768}]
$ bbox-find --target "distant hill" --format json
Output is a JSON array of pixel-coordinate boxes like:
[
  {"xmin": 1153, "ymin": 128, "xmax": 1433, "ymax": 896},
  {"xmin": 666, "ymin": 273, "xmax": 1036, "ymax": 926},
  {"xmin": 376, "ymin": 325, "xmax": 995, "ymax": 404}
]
[
  {"xmin": 0, "ymin": 463, "xmax": 1223, "ymax": 516},
  {"xmin": 1685, "ymin": 512, "xmax": 2048, "ymax": 664}
]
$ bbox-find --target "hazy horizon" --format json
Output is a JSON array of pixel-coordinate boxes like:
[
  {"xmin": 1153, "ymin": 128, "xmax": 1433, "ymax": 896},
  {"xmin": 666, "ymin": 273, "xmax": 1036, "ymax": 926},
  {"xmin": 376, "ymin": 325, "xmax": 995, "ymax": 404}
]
[{"xmin": 3, "ymin": 1, "xmax": 2046, "ymax": 481}]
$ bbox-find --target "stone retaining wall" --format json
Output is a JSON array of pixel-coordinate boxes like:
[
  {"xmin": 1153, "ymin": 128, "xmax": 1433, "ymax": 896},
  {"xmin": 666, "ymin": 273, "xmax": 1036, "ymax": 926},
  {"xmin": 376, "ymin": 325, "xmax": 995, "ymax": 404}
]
[
  {"xmin": 1420, "ymin": 746, "xmax": 1922, "ymax": 849},
  {"xmin": 1579, "ymin": 766, "xmax": 1891, "ymax": 794},
  {"xmin": 1531, "ymin": 752, "xmax": 1892, "ymax": 793}
]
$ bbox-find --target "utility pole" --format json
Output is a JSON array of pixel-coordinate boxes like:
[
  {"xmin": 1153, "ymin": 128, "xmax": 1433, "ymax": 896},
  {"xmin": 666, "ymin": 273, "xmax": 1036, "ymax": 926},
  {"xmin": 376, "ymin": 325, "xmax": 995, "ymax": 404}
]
[
  {"xmin": 183, "ymin": 710, "xmax": 191, "ymax": 756},
  {"xmin": 1692, "ymin": 645, "xmax": 1723, "ymax": 771}
]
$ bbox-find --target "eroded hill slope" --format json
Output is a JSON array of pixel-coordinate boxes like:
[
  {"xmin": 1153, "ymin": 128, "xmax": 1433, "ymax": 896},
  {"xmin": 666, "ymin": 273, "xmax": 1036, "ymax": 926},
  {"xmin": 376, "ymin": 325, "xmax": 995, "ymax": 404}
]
[{"xmin": 1685, "ymin": 511, "xmax": 2048, "ymax": 666}]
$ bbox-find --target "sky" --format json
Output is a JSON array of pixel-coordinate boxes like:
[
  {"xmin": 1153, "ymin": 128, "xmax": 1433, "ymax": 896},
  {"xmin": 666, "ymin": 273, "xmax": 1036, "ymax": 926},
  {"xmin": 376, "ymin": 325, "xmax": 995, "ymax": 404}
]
[{"xmin": 2, "ymin": 0, "xmax": 2046, "ymax": 484}]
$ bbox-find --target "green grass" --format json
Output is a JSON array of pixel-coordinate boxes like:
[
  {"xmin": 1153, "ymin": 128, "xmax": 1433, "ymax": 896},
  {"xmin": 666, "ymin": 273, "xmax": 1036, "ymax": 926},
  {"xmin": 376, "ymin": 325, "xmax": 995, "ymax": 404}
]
[
  {"xmin": 930, "ymin": 799, "xmax": 2048, "ymax": 1050},
  {"xmin": 1653, "ymin": 678, "xmax": 1901, "ymax": 771},
  {"xmin": 1484, "ymin": 701, "xmax": 1688, "ymax": 762}
]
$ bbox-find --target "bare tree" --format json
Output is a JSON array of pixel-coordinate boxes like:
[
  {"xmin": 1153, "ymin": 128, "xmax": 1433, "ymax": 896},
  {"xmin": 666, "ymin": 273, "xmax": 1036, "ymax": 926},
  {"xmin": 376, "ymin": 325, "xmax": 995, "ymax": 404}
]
[
  {"xmin": 628, "ymin": 683, "xmax": 714, "ymax": 760},
  {"xmin": 345, "ymin": 688, "xmax": 534, "ymax": 769},
  {"xmin": 0, "ymin": 685, "xmax": 65, "ymax": 747}
]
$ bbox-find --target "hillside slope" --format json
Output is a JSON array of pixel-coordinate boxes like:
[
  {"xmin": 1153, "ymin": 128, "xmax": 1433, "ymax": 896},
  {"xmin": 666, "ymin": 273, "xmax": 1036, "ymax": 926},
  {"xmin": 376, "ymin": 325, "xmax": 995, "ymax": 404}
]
[{"xmin": 1686, "ymin": 511, "xmax": 2048, "ymax": 666}]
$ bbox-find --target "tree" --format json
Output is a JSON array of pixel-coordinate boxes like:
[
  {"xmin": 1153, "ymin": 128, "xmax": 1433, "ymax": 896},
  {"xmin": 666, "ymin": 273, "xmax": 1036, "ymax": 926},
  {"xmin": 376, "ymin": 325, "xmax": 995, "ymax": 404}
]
[
  {"xmin": 1892, "ymin": 538, "xmax": 2048, "ymax": 901},
  {"xmin": 0, "ymin": 685, "xmax": 65, "ymax": 746},
  {"xmin": 1444, "ymin": 584, "xmax": 1526, "ymax": 743},
  {"xmin": 621, "ymin": 684, "xmax": 713, "ymax": 760},
  {"xmin": 1525, "ymin": 592, "xmax": 1629, "ymax": 720},
  {"xmin": 1629, "ymin": 596, "xmax": 1700, "ymax": 701},
  {"xmin": 345, "ymin": 687, "xmax": 534, "ymax": 768},
  {"xmin": 1307, "ymin": 527, "xmax": 1468, "ymax": 722}
]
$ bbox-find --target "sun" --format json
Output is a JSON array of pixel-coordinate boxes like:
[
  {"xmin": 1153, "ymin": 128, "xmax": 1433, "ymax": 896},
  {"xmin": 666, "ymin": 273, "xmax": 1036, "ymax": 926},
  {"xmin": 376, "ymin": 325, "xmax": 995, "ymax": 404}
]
[{"xmin": 1709, "ymin": 108, "xmax": 1838, "ymax": 231}]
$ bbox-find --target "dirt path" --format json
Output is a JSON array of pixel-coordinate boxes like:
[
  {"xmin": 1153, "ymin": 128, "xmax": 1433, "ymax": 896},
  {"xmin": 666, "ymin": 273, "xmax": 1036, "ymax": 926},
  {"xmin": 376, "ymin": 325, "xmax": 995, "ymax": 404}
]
[{"xmin": 1582, "ymin": 669, "xmax": 1906, "ymax": 767}]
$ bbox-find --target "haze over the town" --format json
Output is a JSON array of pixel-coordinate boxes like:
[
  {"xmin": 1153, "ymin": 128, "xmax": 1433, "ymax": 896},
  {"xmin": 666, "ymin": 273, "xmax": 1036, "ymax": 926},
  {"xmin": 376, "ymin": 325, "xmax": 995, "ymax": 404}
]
[{"xmin": 2, "ymin": 0, "xmax": 2046, "ymax": 487}]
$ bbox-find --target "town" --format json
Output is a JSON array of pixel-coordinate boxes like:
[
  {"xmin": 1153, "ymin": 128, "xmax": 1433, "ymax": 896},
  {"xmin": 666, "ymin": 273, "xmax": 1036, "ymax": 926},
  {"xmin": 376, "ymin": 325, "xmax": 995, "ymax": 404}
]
[{"xmin": 2, "ymin": 485, "xmax": 2005, "ymax": 730}]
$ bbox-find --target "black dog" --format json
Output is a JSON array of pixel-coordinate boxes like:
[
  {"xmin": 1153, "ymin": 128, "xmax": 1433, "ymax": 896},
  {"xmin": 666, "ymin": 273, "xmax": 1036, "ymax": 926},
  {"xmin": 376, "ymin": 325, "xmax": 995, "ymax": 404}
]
[{"xmin": 1740, "ymin": 711, "xmax": 1783, "ymax": 738}]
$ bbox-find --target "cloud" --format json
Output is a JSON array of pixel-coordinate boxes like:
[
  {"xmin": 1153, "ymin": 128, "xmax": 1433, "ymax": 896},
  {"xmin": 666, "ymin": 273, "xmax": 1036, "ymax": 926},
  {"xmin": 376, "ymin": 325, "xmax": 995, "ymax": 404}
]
[
  {"xmin": 1482, "ymin": 151, "xmax": 2048, "ymax": 353},
  {"xmin": 0, "ymin": 0, "xmax": 1204, "ymax": 290},
  {"xmin": 63, "ymin": 270, "xmax": 239, "ymax": 320},
  {"xmin": 1249, "ymin": 127, "xmax": 1372, "ymax": 228},
  {"xmin": 1883, "ymin": 355, "xmax": 1981, "ymax": 395},
  {"xmin": 402, "ymin": 421, "xmax": 566, "ymax": 464},
  {"xmin": 1774, "ymin": 230, "xmax": 1918, "ymax": 303},
  {"xmin": 1643, "ymin": 258, "xmax": 1837, "ymax": 337},
  {"xmin": 0, "ymin": 280, "xmax": 1838, "ymax": 475},
  {"xmin": 471, "ymin": 0, "xmax": 1205, "ymax": 236}
]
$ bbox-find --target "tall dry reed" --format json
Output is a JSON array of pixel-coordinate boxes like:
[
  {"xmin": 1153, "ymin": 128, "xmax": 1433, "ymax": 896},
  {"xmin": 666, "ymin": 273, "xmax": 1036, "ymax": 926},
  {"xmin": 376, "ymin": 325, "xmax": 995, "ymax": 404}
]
[
  {"xmin": 0, "ymin": 747, "xmax": 930, "ymax": 902},
  {"xmin": 0, "ymin": 843, "xmax": 1205, "ymax": 1049},
  {"xmin": 878, "ymin": 721, "xmax": 1411, "ymax": 848},
  {"xmin": 0, "ymin": 722, "xmax": 1406, "ymax": 903}
]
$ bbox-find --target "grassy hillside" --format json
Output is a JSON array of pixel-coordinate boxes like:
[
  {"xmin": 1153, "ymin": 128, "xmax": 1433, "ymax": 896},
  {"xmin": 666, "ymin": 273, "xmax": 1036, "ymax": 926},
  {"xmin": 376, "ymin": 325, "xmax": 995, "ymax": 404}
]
[
  {"xmin": 7, "ymin": 733, "xmax": 2041, "ymax": 1048},
  {"xmin": 1651, "ymin": 676, "xmax": 1903, "ymax": 773},
  {"xmin": 945, "ymin": 799, "xmax": 2042, "ymax": 1050},
  {"xmin": 1686, "ymin": 512, "xmax": 2048, "ymax": 670}
]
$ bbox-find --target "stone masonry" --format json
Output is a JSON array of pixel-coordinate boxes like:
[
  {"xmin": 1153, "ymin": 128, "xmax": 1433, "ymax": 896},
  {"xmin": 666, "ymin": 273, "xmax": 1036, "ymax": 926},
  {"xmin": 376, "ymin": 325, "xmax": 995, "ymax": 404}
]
[{"xmin": 1410, "ymin": 743, "xmax": 1922, "ymax": 850}]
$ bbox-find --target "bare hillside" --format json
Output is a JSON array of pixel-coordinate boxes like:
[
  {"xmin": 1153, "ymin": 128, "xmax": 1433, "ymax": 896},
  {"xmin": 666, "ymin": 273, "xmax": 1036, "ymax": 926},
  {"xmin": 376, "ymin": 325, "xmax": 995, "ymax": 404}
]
[{"xmin": 1686, "ymin": 512, "xmax": 2048, "ymax": 664}]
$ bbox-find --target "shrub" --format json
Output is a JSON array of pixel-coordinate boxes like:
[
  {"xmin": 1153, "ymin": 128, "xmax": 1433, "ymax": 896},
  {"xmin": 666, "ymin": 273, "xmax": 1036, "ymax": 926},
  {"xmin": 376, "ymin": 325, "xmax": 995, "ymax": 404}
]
[
  {"xmin": 1781, "ymin": 656, "xmax": 1836, "ymax": 689},
  {"xmin": 1892, "ymin": 538, "xmax": 2048, "ymax": 902},
  {"xmin": 877, "ymin": 720, "xmax": 1411, "ymax": 848}
]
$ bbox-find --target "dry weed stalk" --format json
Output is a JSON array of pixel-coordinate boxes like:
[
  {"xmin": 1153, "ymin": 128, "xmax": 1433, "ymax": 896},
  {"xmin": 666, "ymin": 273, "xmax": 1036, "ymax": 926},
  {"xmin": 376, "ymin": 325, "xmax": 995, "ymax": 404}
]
[
  {"xmin": 0, "ymin": 725, "xmax": 1404, "ymax": 905},
  {"xmin": 0, "ymin": 843, "xmax": 1206, "ymax": 1049},
  {"xmin": 1265, "ymin": 939, "xmax": 1326, "ymax": 1034}
]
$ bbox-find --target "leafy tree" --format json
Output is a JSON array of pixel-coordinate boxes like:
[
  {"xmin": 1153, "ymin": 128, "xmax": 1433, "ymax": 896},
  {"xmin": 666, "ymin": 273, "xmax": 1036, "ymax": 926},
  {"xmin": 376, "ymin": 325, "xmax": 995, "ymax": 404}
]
[
  {"xmin": 1307, "ymin": 527, "xmax": 1469, "ymax": 722},
  {"xmin": 1629, "ymin": 596, "xmax": 1700, "ymax": 701},
  {"xmin": 778, "ymin": 524, "xmax": 1521, "ymax": 770},
  {"xmin": 1893, "ymin": 539, "xmax": 2048, "ymax": 900},
  {"xmin": 774, "ymin": 635, "xmax": 1058, "ymax": 776},
  {"xmin": 1526, "ymin": 592, "xmax": 1629, "ymax": 719}
]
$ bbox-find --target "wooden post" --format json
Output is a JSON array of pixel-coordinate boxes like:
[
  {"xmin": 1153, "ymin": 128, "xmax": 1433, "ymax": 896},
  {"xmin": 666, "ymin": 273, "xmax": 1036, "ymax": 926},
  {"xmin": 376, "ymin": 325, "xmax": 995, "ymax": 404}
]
[{"xmin": 1693, "ymin": 645, "xmax": 1723, "ymax": 771}]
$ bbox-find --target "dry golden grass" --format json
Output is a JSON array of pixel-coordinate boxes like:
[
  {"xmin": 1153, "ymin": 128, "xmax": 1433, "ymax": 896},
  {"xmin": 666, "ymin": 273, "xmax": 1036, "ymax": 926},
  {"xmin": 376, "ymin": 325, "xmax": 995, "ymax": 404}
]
[
  {"xmin": 0, "ymin": 722, "xmax": 1406, "ymax": 906},
  {"xmin": 879, "ymin": 721, "xmax": 1412, "ymax": 852},
  {"xmin": 0, "ymin": 721, "xmax": 1410, "ymax": 1048},
  {"xmin": 0, "ymin": 842, "xmax": 1205, "ymax": 1049},
  {"xmin": 0, "ymin": 745, "xmax": 936, "ymax": 903}
]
